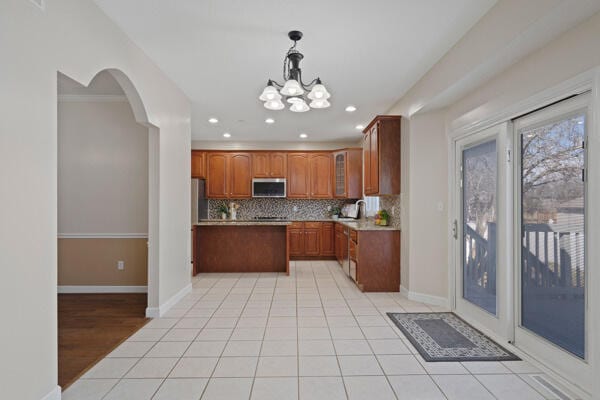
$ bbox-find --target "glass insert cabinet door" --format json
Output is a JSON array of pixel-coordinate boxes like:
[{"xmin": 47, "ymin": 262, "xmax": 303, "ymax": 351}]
[
  {"xmin": 462, "ymin": 139, "xmax": 498, "ymax": 315},
  {"xmin": 518, "ymin": 111, "xmax": 586, "ymax": 359}
]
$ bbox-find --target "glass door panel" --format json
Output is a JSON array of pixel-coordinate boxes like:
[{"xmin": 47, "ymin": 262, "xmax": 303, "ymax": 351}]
[
  {"xmin": 462, "ymin": 140, "xmax": 498, "ymax": 315},
  {"xmin": 519, "ymin": 112, "xmax": 586, "ymax": 358}
]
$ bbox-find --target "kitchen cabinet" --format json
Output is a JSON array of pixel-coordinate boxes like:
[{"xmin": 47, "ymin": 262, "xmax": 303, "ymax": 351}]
[
  {"xmin": 287, "ymin": 153, "xmax": 310, "ymax": 198},
  {"xmin": 207, "ymin": 153, "xmax": 228, "ymax": 198},
  {"xmin": 287, "ymin": 153, "xmax": 333, "ymax": 199},
  {"xmin": 333, "ymin": 149, "xmax": 362, "ymax": 199},
  {"xmin": 191, "ymin": 151, "xmax": 206, "ymax": 179},
  {"xmin": 349, "ymin": 228, "xmax": 401, "ymax": 292},
  {"xmin": 289, "ymin": 224, "xmax": 305, "ymax": 257},
  {"xmin": 304, "ymin": 223, "xmax": 321, "ymax": 256},
  {"xmin": 363, "ymin": 116, "xmax": 401, "ymax": 196},
  {"xmin": 229, "ymin": 153, "xmax": 252, "ymax": 198},
  {"xmin": 206, "ymin": 152, "xmax": 252, "ymax": 199},
  {"xmin": 252, "ymin": 152, "xmax": 287, "ymax": 178},
  {"xmin": 288, "ymin": 221, "xmax": 337, "ymax": 259},
  {"xmin": 321, "ymin": 222, "xmax": 335, "ymax": 257},
  {"xmin": 334, "ymin": 223, "xmax": 346, "ymax": 264},
  {"xmin": 309, "ymin": 153, "xmax": 333, "ymax": 198}
]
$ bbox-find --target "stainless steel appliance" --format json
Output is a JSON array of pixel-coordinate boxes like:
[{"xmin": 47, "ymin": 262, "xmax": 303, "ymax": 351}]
[
  {"xmin": 349, "ymin": 234, "xmax": 358, "ymax": 282},
  {"xmin": 342, "ymin": 227, "xmax": 351, "ymax": 277},
  {"xmin": 191, "ymin": 179, "xmax": 209, "ymax": 223},
  {"xmin": 252, "ymin": 178, "xmax": 286, "ymax": 198}
]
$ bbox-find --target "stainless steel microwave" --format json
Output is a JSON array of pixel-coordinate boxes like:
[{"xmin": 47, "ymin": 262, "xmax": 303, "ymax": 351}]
[{"xmin": 252, "ymin": 178, "xmax": 286, "ymax": 198}]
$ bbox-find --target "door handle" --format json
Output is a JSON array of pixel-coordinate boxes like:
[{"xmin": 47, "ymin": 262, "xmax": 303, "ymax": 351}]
[{"xmin": 452, "ymin": 219, "xmax": 458, "ymax": 240}]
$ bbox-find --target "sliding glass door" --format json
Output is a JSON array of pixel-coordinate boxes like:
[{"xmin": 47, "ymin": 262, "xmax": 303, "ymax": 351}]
[
  {"xmin": 454, "ymin": 125, "xmax": 511, "ymax": 337},
  {"xmin": 514, "ymin": 94, "xmax": 590, "ymax": 390}
]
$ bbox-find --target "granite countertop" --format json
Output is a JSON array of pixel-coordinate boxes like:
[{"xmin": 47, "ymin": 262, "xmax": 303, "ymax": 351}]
[
  {"xmin": 195, "ymin": 220, "xmax": 292, "ymax": 226},
  {"xmin": 334, "ymin": 219, "xmax": 400, "ymax": 231},
  {"xmin": 195, "ymin": 218, "xmax": 399, "ymax": 231}
]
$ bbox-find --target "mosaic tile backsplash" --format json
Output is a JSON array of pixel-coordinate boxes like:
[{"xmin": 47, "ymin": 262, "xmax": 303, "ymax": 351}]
[
  {"xmin": 208, "ymin": 198, "xmax": 357, "ymax": 220},
  {"xmin": 379, "ymin": 195, "xmax": 402, "ymax": 230}
]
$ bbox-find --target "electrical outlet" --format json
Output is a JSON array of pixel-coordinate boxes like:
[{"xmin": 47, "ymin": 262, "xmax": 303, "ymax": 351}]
[
  {"xmin": 391, "ymin": 206, "xmax": 396, "ymax": 216},
  {"xmin": 117, "ymin": 260, "xmax": 125, "ymax": 270},
  {"xmin": 293, "ymin": 206, "xmax": 298, "ymax": 212}
]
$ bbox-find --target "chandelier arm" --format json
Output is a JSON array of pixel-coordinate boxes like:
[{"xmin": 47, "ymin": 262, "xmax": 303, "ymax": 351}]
[
  {"xmin": 299, "ymin": 76, "xmax": 320, "ymax": 91},
  {"xmin": 269, "ymin": 80, "xmax": 284, "ymax": 88}
]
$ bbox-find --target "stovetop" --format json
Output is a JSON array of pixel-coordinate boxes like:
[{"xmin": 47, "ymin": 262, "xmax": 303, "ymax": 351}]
[{"xmin": 253, "ymin": 216, "xmax": 289, "ymax": 221}]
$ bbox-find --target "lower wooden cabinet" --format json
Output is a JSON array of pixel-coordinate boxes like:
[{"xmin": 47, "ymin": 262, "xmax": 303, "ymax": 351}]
[
  {"xmin": 352, "ymin": 229, "xmax": 401, "ymax": 292},
  {"xmin": 288, "ymin": 227, "xmax": 304, "ymax": 256},
  {"xmin": 320, "ymin": 222, "xmax": 335, "ymax": 257},
  {"xmin": 289, "ymin": 221, "xmax": 335, "ymax": 259}
]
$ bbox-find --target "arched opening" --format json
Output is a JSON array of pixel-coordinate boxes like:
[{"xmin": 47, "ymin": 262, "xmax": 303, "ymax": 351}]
[{"xmin": 56, "ymin": 69, "xmax": 159, "ymax": 389}]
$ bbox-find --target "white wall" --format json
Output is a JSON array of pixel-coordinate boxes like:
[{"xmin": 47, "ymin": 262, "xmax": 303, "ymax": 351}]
[
  {"xmin": 58, "ymin": 100, "xmax": 148, "ymax": 234},
  {"xmin": 0, "ymin": 0, "xmax": 191, "ymax": 399},
  {"xmin": 404, "ymin": 112, "xmax": 449, "ymax": 299}
]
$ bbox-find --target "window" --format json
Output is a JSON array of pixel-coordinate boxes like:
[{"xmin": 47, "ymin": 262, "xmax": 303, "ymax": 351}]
[{"xmin": 364, "ymin": 196, "xmax": 380, "ymax": 217}]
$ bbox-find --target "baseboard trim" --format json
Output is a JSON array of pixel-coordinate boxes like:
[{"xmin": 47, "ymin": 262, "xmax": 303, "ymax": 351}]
[
  {"xmin": 146, "ymin": 283, "xmax": 192, "ymax": 318},
  {"xmin": 400, "ymin": 285, "xmax": 449, "ymax": 308},
  {"xmin": 57, "ymin": 285, "xmax": 147, "ymax": 294},
  {"xmin": 41, "ymin": 386, "xmax": 61, "ymax": 400}
]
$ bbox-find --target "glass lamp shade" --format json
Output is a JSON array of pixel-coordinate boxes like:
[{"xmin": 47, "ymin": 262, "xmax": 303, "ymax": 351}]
[
  {"xmin": 286, "ymin": 96, "xmax": 303, "ymax": 104},
  {"xmin": 280, "ymin": 79, "xmax": 304, "ymax": 96},
  {"xmin": 289, "ymin": 99, "xmax": 310, "ymax": 113},
  {"xmin": 307, "ymin": 83, "xmax": 330, "ymax": 100},
  {"xmin": 259, "ymin": 85, "xmax": 281, "ymax": 101},
  {"xmin": 309, "ymin": 99, "xmax": 331, "ymax": 109},
  {"xmin": 264, "ymin": 99, "xmax": 285, "ymax": 110}
]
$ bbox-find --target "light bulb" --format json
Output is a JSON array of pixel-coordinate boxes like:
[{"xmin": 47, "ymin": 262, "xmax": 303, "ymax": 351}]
[{"xmin": 264, "ymin": 99, "xmax": 284, "ymax": 111}]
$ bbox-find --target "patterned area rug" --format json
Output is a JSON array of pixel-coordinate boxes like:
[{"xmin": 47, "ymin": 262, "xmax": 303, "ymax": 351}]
[{"xmin": 387, "ymin": 312, "xmax": 520, "ymax": 362}]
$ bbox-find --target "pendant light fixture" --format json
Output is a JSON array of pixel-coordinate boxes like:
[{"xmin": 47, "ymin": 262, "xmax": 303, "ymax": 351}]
[{"xmin": 259, "ymin": 31, "xmax": 331, "ymax": 112}]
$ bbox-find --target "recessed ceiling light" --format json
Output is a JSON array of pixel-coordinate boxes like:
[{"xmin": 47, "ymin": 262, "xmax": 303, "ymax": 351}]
[
  {"xmin": 355, "ymin": 124, "xmax": 365, "ymax": 130},
  {"xmin": 223, "ymin": 133, "xmax": 231, "ymax": 138},
  {"xmin": 345, "ymin": 105, "xmax": 357, "ymax": 112},
  {"xmin": 265, "ymin": 118, "xmax": 275, "ymax": 124},
  {"xmin": 299, "ymin": 133, "xmax": 308, "ymax": 139},
  {"xmin": 208, "ymin": 117, "xmax": 219, "ymax": 124}
]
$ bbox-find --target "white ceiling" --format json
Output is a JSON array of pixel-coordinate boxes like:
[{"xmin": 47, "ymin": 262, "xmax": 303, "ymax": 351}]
[{"xmin": 94, "ymin": 0, "xmax": 496, "ymax": 142}]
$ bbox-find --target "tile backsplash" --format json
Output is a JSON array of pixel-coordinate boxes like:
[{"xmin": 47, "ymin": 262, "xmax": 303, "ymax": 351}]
[
  {"xmin": 208, "ymin": 198, "xmax": 356, "ymax": 220},
  {"xmin": 379, "ymin": 195, "xmax": 402, "ymax": 230}
]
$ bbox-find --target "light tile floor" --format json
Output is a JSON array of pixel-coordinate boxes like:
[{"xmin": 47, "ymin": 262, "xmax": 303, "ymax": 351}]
[{"xmin": 63, "ymin": 261, "xmax": 580, "ymax": 400}]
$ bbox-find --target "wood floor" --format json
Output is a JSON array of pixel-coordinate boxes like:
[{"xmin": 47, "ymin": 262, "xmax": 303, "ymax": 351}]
[{"xmin": 58, "ymin": 293, "xmax": 149, "ymax": 389}]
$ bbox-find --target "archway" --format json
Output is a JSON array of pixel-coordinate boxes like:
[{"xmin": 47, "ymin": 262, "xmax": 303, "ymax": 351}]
[{"xmin": 56, "ymin": 68, "xmax": 160, "ymax": 388}]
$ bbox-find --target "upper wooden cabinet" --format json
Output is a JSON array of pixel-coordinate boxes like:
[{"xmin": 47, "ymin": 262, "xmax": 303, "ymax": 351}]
[
  {"xmin": 206, "ymin": 152, "xmax": 252, "ymax": 199},
  {"xmin": 309, "ymin": 153, "xmax": 333, "ymax": 198},
  {"xmin": 191, "ymin": 151, "xmax": 206, "ymax": 179},
  {"xmin": 287, "ymin": 153, "xmax": 310, "ymax": 198},
  {"xmin": 252, "ymin": 152, "xmax": 287, "ymax": 178},
  {"xmin": 207, "ymin": 153, "xmax": 228, "ymax": 198},
  {"xmin": 333, "ymin": 149, "xmax": 362, "ymax": 199},
  {"xmin": 363, "ymin": 116, "xmax": 401, "ymax": 196},
  {"xmin": 229, "ymin": 153, "xmax": 252, "ymax": 198},
  {"xmin": 288, "ymin": 153, "xmax": 333, "ymax": 199}
]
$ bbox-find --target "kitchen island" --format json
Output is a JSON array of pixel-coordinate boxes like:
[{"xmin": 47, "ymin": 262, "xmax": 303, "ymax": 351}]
[{"xmin": 193, "ymin": 221, "xmax": 291, "ymax": 275}]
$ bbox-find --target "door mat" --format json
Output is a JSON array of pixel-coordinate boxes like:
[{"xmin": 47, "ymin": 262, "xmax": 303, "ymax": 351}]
[{"xmin": 387, "ymin": 312, "xmax": 520, "ymax": 362}]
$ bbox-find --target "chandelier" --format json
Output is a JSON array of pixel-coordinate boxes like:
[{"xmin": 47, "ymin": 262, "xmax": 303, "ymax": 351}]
[{"xmin": 259, "ymin": 31, "xmax": 331, "ymax": 113}]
